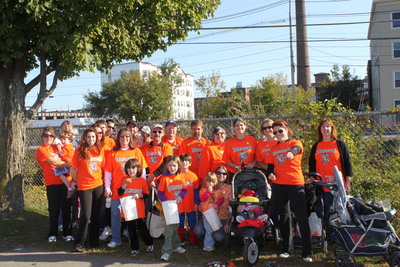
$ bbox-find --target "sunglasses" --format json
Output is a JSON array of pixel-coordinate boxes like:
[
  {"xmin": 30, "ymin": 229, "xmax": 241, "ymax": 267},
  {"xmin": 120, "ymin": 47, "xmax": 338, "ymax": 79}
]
[
  {"xmin": 152, "ymin": 130, "xmax": 162, "ymax": 134},
  {"xmin": 97, "ymin": 131, "xmax": 103, "ymax": 134},
  {"xmin": 42, "ymin": 134, "xmax": 55, "ymax": 138},
  {"xmin": 262, "ymin": 126, "xmax": 273, "ymax": 130},
  {"xmin": 273, "ymin": 129, "xmax": 284, "ymax": 135},
  {"xmin": 216, "ymin": 171, "xmax": 228, "ymax": 176},
  {"xmin": 108, "ymin": 126, "xmax": 115, "ymax": 129}
]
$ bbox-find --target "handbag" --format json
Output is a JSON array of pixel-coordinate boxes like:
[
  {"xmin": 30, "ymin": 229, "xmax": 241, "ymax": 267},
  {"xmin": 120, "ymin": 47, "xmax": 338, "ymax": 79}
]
[{"xmin": 146, "ymin": 188, "xmax": 165, "ymax": 238}]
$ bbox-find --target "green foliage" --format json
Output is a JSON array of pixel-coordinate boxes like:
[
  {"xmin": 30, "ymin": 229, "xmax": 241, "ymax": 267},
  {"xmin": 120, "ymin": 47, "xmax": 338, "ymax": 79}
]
[{"xmin": 85, "ymin": 69, "xmax": 173, "ymax": 121}]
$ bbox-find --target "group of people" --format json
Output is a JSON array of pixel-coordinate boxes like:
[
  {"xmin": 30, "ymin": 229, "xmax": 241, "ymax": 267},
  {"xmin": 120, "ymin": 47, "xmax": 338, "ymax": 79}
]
[{"xmin": 35, "ymin": 117, "xmax": 352, "ymax": 263}]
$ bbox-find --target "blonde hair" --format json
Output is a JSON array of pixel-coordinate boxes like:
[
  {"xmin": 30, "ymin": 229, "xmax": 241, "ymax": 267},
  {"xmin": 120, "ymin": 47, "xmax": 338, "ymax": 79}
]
[
  {"xmin": 59, "ymin": 131, "xmax": 73, "ymax": 141},
  {"xmin": 204, "ymin": 172, "xmax": 218, "ymax": 190}
]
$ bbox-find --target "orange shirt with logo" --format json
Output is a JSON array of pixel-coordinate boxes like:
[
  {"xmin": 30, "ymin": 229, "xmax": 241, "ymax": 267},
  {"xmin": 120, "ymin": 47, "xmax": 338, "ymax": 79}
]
[
  {"xmin": 70, "ymin": 147, "xmax": 105, "ymax": 190},
  {"xmin": 256, "ymin": 138, "xmax": 278, "ymax": 164},
  {"xmin": 104, "ymin": 136, "xmax": 116, "ymax": 151},
  {"xmin": 267, "ymin": 139, "xmax": 304, "ymax": 185},
  {"xmin": 36, "ymin": 145, "xmax": 64, "ymax": 186},
  {"xmin": 141, "ymin": 142, "xmax": 173, "ymax": 174},
  {"xmin": 315, "ymin": 140, "xmax": 343, "ymax": 191},
  {"xmin": 218, "ymin": 184, "xmax": 232, "ymax": 220},
  {"xmin": 180, "ymin": 170, "xmax": 199, "ymax": 213},
  {"xmin": 105, "ymin": 148, "xmax": 148, "ymax": 199},
  {"xmin": 158, "ymin": 173, "xmax": 187, "ymax": 213},
  {"xmin": 179, "ymin": 137, "xmax": 211, "ymax": 175},
  {"xmin": 162, "ymin": 136, "xmax": 184, "ymax": 156},
  {"xmin": 199, "ymin": 187, "xmax": 224, "ymax": 213},
  {"xmin": 119, "ymin": 177, "xmax": 149, "ymax": 219},
  {"xmin": 198, "ymin": 142, "xmax": 226, "ymax": 183},
  {"xmin": 223, "ymin": 135, "xmax": 258, "ymax": 173}
]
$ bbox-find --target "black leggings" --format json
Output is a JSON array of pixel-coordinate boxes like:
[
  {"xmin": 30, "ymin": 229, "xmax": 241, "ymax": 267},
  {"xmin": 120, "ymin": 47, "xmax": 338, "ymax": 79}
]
[
  {"xmin": 126, "ymin": 218, "xmax": 153, "ymax": 250},
  {"xmin": 46, "ymin": 184, "xmax": 72, "ymax": 237},
  {"xmin": 74, "ymin": 185, "xmax": 104, "ymax": 249},
  {"xmin": 272, "ymin": 183, "xmax": 311, "ymax": 257}
]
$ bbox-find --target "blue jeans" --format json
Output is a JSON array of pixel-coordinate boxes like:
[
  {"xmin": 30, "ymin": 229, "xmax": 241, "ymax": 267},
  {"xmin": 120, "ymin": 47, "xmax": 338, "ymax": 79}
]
[
  {"xmin": 110, "ymin": 199, "xmax": 122, "ymax": 243},
  {"xmin": 195, "ymin": 216, "xmax": 225, "ymax": 248},
  {"xmin": 179, "ymin": 211, "xmax": 197, "ymax": 228}
]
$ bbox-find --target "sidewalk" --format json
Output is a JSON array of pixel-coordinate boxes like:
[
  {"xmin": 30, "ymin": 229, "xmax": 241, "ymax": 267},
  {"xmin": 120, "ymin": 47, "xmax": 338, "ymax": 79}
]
[{"xmin": 0, "ymin": 242, "xmax": 185, "ymax": 267}]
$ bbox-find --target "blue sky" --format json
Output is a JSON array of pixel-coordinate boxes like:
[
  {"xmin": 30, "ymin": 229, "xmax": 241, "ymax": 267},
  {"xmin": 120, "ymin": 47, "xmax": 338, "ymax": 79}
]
[{"xmin": 26, "ymin": 0, "xmax": 373, "ymax": 111}]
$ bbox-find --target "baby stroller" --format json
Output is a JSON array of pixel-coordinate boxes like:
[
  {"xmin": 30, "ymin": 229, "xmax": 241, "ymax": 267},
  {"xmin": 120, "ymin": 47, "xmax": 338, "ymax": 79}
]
[
  {"xmin": 320, "ymin": 166, "xmax": 400, "ymax": 267},
  {"xmin": 229, "ymin": 169, "xmax": 271, "ymax": 266}
]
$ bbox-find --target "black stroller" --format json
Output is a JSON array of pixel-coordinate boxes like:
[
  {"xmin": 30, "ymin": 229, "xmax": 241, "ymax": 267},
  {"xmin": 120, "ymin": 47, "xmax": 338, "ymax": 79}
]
[
  {"xmin": 319, "ymin": 166, "xmax": 400, "ymax": 267},
  {"xmin": 229, "ymin": 169, "xmax": 271, "ymax": 266}
]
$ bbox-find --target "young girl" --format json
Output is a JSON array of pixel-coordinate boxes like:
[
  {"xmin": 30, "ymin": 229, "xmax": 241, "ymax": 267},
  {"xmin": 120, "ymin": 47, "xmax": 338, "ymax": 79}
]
[
  {"xmin": 199, "ymin": 172, "xmax": 224, "ymax": 252},
  {"xmin": 157, "ymin": 155, "xmax": 187, "ymax": 261},
  {"xmin": 117, "ymin": 159, "xmax": 153, "ymax": 256}
]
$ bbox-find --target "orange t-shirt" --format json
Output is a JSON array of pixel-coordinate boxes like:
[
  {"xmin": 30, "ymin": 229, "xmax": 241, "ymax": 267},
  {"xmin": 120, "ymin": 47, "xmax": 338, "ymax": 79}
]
[
  {"xmin": 267, "ymin": 139, "xmax": 304, "ymax": 185},
  {"xmin": 119, "ymin": 177, "xmax": 149, "ymax": 219},
  {"xmin": 70, "ymin": 147, "xmax": 105, "ymax": 190},
  {"xmin": 199, "ymin": 187, "xmax": 224, "ymax": 213},
  {"xmin": 315, "ymin": 140, "xmax": 343, "ymax": 191},
  {"xmin": 36, "ymin": 145, "xmax": 63, "ymax": 186},
  {"xmin": 141, "ymin": 142, "xmax": 173, "ymax": 174},
  {"xmin": 61, "ymin": 143, "xmax": 75, "ymax": 162},
  {"xmin": 179, "ymin": 137, "xmax": 211, "ymax": 175},
  {"xmin": 218, "ymin": 184, "xmax": 232, "ymax": 220},
  {"xmin": 105, "ymin": 148, "xmax": 148, "ymax": 199},
  {"xmin": 158, "ymin": 173, "xmax": 187, "ymax": 213},
  {"xmin": 104, "ymin": 136, "xmax": 116, "ymax": 151},
  {"xmin": 180, "ymin": 170, "xmax": 199, "ymax": 213},
  {"xmin": 256, "ymin": 138, "xmax": 278, "ymax": 164},
  {"xmin": 162, "ymin": 136, "xmax": 184, "ymax": 156},
  {"xmin": 223, "ymin": 135, "xmax": 258, "ymax": 173},
  {"xmin": 198, "ymin": 142, "xmax": 226, "ymax": 183}
]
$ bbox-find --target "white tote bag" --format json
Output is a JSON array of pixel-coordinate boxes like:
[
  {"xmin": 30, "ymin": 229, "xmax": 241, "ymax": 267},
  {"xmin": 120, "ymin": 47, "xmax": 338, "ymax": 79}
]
[
  {"xmin": 203, "ymin": 207, "xmax": 222, "ymax": 231},
  {"xmin": 120, "ymin": 196, "xmax": 138, "ymax": 221},
  {"xmin": 161, "ymin": 200, "xmax": 180, "ymax": 225}
]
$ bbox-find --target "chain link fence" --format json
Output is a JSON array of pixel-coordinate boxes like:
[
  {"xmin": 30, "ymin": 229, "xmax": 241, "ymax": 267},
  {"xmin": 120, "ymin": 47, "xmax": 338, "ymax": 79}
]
[{"xmin": 24, "ymin": 112, "xmax": 400, "ymax": 228}]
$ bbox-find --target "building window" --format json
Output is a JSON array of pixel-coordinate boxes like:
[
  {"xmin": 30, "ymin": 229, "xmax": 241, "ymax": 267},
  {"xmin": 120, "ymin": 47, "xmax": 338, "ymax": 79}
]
[
  {"xmin": 395, "ymin": 100, "xmax": 400, "ymax": 122},
  {"xmin": 393, "ymin": 12, "xmax": 400, "ymax": 28},
  {"xmin": 394, "ymin": 42, "xmax": 400, "ymax": 58},
  {"xmin": 395, "ymin": 72, "xmax": 400, "ymax": 88}
]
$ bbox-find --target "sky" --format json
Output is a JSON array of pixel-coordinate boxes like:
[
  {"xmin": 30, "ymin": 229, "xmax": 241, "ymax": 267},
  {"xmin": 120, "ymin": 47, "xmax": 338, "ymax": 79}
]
[{"xmin": 25, "ymin": 0, "xmax": 373, "ymax": 111}]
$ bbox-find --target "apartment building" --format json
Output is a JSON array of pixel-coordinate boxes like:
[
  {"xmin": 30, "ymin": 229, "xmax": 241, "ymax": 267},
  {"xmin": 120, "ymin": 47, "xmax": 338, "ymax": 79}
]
[
  {"xmin": 100, "ymin": 62, "xmax": 195, "ymax": 120},
  {"xmin": 368, "ymin": 0, "xmax": 400, "ymax": 112}
]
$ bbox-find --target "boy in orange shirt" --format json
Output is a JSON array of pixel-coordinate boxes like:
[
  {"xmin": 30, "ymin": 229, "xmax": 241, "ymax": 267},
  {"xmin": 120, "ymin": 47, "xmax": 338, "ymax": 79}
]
[
  {"xmin": 58, "ymin": 131, "xmax": 77, "ymax": 198},
  {"xmin": 177, "ymin": 154, "xmax": 200, "ymax": 245}
]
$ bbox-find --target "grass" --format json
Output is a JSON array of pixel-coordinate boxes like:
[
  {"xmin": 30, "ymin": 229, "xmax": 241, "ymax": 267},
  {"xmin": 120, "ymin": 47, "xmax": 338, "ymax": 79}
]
[{"xmin": 0, "ymin": 186, "xmax": 391, "ymax": 267}]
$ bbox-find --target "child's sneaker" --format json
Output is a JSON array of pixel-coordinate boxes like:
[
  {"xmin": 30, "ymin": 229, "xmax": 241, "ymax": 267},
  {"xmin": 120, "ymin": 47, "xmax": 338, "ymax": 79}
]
[
  {"xmin": 48, "ymin": 236, "xmax": 57, "ymax": 242},
  {"xmin": 99, "ymin": 226, "xmax": 111, "ymax": 240},
  {"xmin": 63, "ymin": 235, "xmax": 74, "ymax": 242},
  {"xmin": 146, "ymin": 245, "xmax": 154, "ymax": 253},
  {"xmin": 131, "ymin": 250, "xmax": 139, "ymax": 256},
  {"xmin": 173, "ymin": 246, "xmax": 186, "ymax": 253},
  {"xmin": 160, "ymin": 253, "xmax": 170, "ymax": 261}
]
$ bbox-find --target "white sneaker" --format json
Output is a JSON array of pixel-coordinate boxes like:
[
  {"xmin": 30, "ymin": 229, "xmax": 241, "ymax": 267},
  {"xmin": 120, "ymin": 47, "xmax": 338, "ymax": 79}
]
[
  {"xmin": 303, "ymin": 256, "xmax": 313, "ymax": 262},
  {"xmin": 48, "ymin": 236, "xmax": 57, "ymax": 243},
  {"xmin": 279, "ymin": 252, "xmax": 291, "ymax": 258},
  {"xmin": 131, "ymin": 250, "xmax": 139, "ymax": 256},
  {"xmin": 203, "ymin": 246, "xmax": 215, "ymax": 252},
  {"xmin": 99, "ymin": 226, "xmax": 111, "ymax": 240},
  {"xmin": 107, "ymin": 241, "xmax": 121, "ymax": 248},
  {"xmin": 173, "ymin": 246, "xmax": 186, "ymax": 253},
  {"xmin": 63, "ymin": 235, "xmax": 74, "ymax": 242},
  {"xmin": 147, "ymin": 245, "xmax": 154, "ymax": 253},
  {"xmin": 160, "ymin": 253, "xmax": 170, "ymax": 261}
]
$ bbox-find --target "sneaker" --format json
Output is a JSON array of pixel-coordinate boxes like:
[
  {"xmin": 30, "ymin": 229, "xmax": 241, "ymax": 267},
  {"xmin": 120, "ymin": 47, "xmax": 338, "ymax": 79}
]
[
  {"xmin": 180, "ymin": 240, "xmax": 186, "ymax": 246},
  {"xmin": 203, "ymin": 246, "xmax": 215, "ymax": 252},
  {"xmin": 107, "ymin": 241, "xmax": 122, "ymax": 248},
  {"xmin": 173, "ymin": 246, "xmax": 186, "ymax": 253},
  {"xmin": 63, "ymin": 235, "xmax": 74, "ymax": 242},
  {"xmin": 131, "ymin": 250, "xmax": 139, "ymax": 256},
  {"xmin": 99, "ymin": 226, "xmax": 111, "ymax": 240},
  {"xmin": 160, "ymin": 253, "xmax": 170, "ymax": 261},
  {"xmin": 147, "ymin": 245, "xmax": 154, "ymax": 253},
  {"xmin": 48, "ymin": 236, "xmax": 57, "ymax": 243},
  {"xmin": 303, "ymin": 256, "xmax": 313, "ymax": 262},
  {"xmin": 279, "ymin": 252, "xmax": 291, "ymax": 258},
  {"xmin": 72, "ymin": 221, "xmax": 79, "ymax": 229}
]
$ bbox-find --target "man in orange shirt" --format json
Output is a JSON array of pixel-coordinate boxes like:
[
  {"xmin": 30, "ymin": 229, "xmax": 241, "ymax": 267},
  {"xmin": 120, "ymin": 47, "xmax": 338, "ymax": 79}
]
[
  {"xmin": 162, "ymin": 120, "xmax": 183, "ymax": 156},
  {"xmin": 179, "ymin": 120, "xmax": 210, "ymax": 179},
  {"xmin": 96, "ymin": 119, "xmax": 116, "ymax": 151}
]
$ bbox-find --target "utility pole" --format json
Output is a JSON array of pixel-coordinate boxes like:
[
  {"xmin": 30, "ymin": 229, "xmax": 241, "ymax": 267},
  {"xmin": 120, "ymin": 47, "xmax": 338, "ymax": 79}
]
[
  {"xmin": 289, "ymin": 0, "xmax": 296, "ymax": 98},
  {"xmin": 295, "ymin": 0, "xmax": 310, "ymax": 90}
]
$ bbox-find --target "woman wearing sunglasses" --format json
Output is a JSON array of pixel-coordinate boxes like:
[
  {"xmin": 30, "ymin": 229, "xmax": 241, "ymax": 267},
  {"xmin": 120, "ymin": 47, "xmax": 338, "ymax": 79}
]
[
  {"xmin": 36, "ymin": 126, "xmax": 73, "ymax": 243},
  {"xmin": 256, "ymin": 118, "xmax": 278, "ymax": 171},
  {"xmin": 266, "ymin": 120, "xmax": 312, "ymax": 263}
]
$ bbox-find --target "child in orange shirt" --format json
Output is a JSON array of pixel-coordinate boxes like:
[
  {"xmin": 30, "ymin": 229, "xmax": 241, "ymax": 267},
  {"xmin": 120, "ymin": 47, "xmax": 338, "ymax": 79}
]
[
  {"xmin": 199, "ymin": 172, "xmax": 224, "ymax": 252},
  {"xmin": 117, "ymin": 159, "xmax": 153, "ymax": 256},
  {"xmin": 177, "ymin": 154, "xmax": 200, "ymax": 245},
  {"xmin": 157, "ymin": 156, "xmax": 187, "ymax": 261},
  {"xmin": 58, "ymin": 131, "xmax": 76, "ymax": 198}
]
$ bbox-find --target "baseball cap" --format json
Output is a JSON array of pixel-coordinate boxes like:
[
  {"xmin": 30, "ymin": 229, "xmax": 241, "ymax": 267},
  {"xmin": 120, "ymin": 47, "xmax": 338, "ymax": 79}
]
[
  {"xmin": 151, "ymin": 124, "xmax": 163, "ymax": 131},
  {"xmin": 165, "ymin": 120, "xmax": 177, "ymax": 127},
  {"xmin": 126, "ymin": 120, "xmax": 137, "ymax": 127},
  {"xmin": 140, "ymin": 126, "xmax": 151, "ymax": 135}
]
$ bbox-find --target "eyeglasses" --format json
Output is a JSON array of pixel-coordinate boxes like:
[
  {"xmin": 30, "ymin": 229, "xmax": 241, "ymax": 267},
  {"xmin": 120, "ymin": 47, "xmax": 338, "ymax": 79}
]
[
  {"xmin": 262, "ymin": 126, "xmax": 273, "ymax": 130},
  {"xmin": 273, "ymin": 129, "xmax": 284, "ymax": 135},
  {"xmin": 216, "ymin": 171, "xmax": 228, "ymax": 176},
  {"xmin": 42, "ymin": 134, "xmax": 55, "ymax": 138},
  {"xmin": 152, "ymin": 130, "xmax": 162, "ymax": 134}
]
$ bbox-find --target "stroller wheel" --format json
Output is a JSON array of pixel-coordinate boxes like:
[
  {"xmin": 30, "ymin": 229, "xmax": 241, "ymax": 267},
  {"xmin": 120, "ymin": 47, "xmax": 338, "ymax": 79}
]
[
  {"xmin": 335, "ymin": 252, "xmax": 357, "ymax": 267},
  {"xmin": 389, "ymin": 251, "xmax": 400, "ymax": 267},
  {"xmin": 243, "ymin": 239, "xmax": 259, "ymax": 267}
]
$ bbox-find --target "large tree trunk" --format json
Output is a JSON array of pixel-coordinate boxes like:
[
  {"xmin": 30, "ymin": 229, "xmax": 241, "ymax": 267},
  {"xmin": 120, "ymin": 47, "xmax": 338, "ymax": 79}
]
[{"xmin": 0, "ymin": 59, "xmax": 27, "ymax": 217}]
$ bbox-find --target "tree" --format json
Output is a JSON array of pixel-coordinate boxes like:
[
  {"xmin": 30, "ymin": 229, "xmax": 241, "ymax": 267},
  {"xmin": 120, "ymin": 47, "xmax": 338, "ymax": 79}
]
[
  {"xmin": 317, "ymin": 64, "xmax": 362, "ymax": 110},
  {"xmin": 0, "ymin": 0, "xmax": 220, "ymax": 216},
  {"xmin": 85, "ymin": 69, "xmax": 173, "ymax": 121}
]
